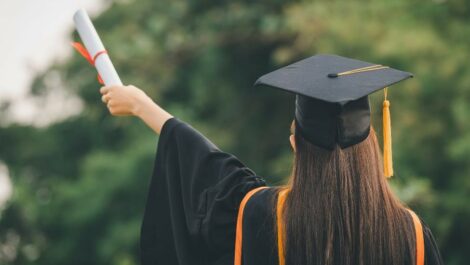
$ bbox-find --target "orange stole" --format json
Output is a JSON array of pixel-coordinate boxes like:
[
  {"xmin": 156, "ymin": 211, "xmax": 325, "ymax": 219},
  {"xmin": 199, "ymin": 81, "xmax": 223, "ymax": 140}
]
[
  {"xmin": 407, "ymin": 209, "xmax": 425, "ymax": 265},
  {"xmin": 234, "ymin": 187, "xmax": 269, "ymax": 265},
  {"xmin": 276, "ymin": 189, "xmax": 289, "ymax": 265}
]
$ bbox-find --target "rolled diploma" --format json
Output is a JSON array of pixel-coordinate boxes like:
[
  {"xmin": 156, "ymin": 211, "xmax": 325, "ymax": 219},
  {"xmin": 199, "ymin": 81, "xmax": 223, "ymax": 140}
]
[{"xmin": 73, "ymin": 9, "xmax": 122, "ymax": 86}]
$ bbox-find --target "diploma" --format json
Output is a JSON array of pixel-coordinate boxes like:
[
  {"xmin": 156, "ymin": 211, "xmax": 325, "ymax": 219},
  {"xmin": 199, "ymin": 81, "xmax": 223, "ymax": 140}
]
[{"xmin": 73, "ymin": 9, "xmax": 122, "ymax": 86}]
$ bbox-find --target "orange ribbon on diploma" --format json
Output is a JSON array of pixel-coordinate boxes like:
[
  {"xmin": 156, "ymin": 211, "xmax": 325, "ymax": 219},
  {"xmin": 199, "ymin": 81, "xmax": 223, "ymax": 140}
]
[
  {"xmin": 71, "ymin": 42, "xmax": 107, "ymax": 84},
  {"xmin": 72, "ymin": 9, "xmax": 122, "ymax": 86}
]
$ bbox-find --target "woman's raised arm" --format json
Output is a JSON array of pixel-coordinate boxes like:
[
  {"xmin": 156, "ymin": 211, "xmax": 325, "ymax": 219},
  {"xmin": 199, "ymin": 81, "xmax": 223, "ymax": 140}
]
[{"xmin": 100, "ymin": 85, "xmax": 173, "ymax": 134}]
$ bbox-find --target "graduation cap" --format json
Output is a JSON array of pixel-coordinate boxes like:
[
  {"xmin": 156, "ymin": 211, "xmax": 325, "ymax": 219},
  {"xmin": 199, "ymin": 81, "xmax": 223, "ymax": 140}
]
[{"xmin": 254, "ymin": 54, "xmax": 413, "ymax": 178}]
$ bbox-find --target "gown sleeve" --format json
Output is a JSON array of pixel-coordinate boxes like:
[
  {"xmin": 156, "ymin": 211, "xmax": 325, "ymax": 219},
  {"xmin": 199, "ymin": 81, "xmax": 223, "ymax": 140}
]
[{"xmin": 140, "ymin": 118, "xmax": 266, "ymax": 265}]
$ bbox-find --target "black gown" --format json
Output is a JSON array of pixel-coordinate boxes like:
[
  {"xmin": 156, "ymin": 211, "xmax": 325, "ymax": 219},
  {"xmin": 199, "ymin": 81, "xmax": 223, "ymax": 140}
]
[{"xmin": 140, "ymin": 118, "xmax": 444, "ymax": 265}]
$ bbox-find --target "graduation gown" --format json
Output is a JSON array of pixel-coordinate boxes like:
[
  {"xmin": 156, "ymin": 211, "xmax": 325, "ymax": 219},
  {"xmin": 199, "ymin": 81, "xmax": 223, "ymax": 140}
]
[{"xmin": 140, "ymin": 118, "xmax": 444, "ymax": 265}]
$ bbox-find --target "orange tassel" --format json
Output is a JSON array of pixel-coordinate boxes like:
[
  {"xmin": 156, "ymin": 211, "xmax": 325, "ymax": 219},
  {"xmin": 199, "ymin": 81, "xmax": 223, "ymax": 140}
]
[{"xmin": 383, "ymin": 88, "xmax": 393, "ymax": 178}]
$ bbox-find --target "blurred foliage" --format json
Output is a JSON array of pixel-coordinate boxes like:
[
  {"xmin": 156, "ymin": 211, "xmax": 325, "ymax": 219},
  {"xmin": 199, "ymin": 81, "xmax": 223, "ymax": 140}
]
[{"xmin": 1, "ymin": 0, "xmax": 469, "ymax": 264}]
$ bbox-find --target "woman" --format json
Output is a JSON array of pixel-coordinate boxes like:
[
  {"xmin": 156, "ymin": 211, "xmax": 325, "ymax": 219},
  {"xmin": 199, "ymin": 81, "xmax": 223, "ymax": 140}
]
[{"xmin": 99, "ymin": 54, "xmax": 444, "ymax": 265}]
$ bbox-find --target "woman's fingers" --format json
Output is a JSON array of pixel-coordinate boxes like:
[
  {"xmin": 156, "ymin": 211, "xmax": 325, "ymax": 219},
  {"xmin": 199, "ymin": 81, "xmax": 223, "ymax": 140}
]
[
  {"xmin": 100, "ymin": 86, "xmax": 120, "ymax": 115},
  {"xmin": 100, "ymin": 86, "xmax": 114, "ymax": 94},
  {"xmin": 101, "ymin": 94, "xmax": 109, "ymax": 104},
  {"xmin": 101, "ymin": 85, "xmax": 123, "ymax": 94},
  {"xmin": 100, "ymin": 85, "xmax": 143, "ymax": 116},
  {"xmin": 106, "ymin": 100, "xmax": 115, "ymax": 114},
  {"xmin": 100, "ymin": 86, "xmax": 107, "ymax": 94},
  {"xmin": 106, "ymin": 101, "xmax": 126, "ymax": 116}
]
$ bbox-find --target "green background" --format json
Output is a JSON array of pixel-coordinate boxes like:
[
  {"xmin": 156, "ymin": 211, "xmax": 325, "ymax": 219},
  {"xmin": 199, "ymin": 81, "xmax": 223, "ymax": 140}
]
[{"xmin": 1, "ymin": 0, "xmax": 469, "ymax": 264}]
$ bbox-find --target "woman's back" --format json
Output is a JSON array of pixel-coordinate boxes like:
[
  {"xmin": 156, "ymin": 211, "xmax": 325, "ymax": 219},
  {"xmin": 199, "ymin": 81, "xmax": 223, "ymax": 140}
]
[{"xmin": 239, "ymin": 187, "xmax": 443, "ymax": 265}]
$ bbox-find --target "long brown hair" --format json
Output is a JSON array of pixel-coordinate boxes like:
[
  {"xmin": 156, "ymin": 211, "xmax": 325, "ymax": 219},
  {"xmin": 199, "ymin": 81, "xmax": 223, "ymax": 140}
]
[{"xmin": 281, "ymin": 121, "xmax": 415, "ymax": 265}]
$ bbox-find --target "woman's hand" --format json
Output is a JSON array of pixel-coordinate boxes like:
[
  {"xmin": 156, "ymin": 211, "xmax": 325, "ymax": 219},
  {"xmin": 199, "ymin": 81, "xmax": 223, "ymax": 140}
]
[
  {"xmin": 99, "ymin": 84, "xmax": 173, "ymax": 134},
  {"xmin": 100, "ymin": 85, "xmax": 149, "ymax": 116}
]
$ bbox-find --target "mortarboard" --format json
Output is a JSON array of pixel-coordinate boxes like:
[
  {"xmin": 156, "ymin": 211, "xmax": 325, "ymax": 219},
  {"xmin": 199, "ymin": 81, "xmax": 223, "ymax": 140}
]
[{"xmin": 254, "ymin": 54, "xmax": 413, "ymax": 178}]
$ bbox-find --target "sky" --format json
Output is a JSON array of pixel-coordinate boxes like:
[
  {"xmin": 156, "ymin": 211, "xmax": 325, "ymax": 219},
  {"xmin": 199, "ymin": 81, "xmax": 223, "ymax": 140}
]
[
  {"xmin": 0, "ymin": 0, "xmax": 107, "ymax": 206},
  {"xmin": 0, "ymin": 0, "xmax": 106, "ymax": 123}
]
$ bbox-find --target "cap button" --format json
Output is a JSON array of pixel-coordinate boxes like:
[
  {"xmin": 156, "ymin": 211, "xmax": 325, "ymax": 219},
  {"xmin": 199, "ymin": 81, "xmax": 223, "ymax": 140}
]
[{"xmin": 327, "ymin": 73, "xmax": 338, "ymax": 78}]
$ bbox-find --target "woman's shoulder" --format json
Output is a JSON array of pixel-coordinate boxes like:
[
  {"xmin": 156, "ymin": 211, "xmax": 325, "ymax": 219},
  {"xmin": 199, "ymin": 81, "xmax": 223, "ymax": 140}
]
[
  {"xmin": 243, "ymin": 187, "xmax": 280, "ymax": 219},
  {"xmin": 405, "ymin": 209, "xmax": 445, "ymax": 265},
  {"xmin": 246, "ymin": 186, "xmax": 279, "ymax": 202}
]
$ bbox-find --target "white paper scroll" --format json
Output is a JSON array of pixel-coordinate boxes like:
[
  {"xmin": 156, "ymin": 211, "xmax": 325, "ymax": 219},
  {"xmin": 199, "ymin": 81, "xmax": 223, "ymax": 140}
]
[{"xmin": 73, "ymin": 9, "xmax": 122, "ymax": 86}]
